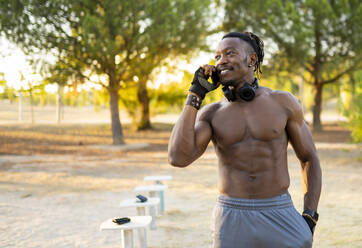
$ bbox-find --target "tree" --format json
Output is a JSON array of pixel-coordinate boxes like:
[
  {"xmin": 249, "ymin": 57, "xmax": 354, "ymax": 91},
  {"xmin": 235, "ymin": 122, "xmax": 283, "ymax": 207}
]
[
  {"xmin": 123, "ymin": 1, "xmax": 212, "ymax": 130},
  {"xmin": 0, "ymin": 73, "xmax": 16, "ymax": 103},
  {"xmin": 222, "ymin": 0, "xmax": 362, "ymax": 130},
  {"xmin": 341, "ymin": 70, "xmax": 362, "ymax": 143},
  {"xmin": 0, "ymin": 72, "xmax": 6, "ymax": 96},
  {"xmin": 0, "ymin": 0, "xmax": 212, "ymax": 143},
  {"xmin": 43, "ymin": 60, "xmax": 79, "ymax": 124}
]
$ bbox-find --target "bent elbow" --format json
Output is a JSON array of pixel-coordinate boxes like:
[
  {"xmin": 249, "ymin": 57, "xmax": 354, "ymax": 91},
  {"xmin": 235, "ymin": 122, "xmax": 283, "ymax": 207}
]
[{"xmin": 168, "ymin": 155, "xmax": 190, "ymax": 168}]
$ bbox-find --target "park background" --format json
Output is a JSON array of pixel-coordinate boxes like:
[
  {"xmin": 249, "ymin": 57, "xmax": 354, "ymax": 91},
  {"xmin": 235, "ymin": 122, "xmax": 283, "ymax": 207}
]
[{"xmin": 0, "ymin": 0, "xmax": 361, "ymax": 247}]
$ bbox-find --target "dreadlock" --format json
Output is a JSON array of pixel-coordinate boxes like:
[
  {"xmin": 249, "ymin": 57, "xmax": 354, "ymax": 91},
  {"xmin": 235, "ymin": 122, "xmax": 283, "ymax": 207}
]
[{"xmin": 222, "ymin": 31, "xmax": 264, "ymax": 78}]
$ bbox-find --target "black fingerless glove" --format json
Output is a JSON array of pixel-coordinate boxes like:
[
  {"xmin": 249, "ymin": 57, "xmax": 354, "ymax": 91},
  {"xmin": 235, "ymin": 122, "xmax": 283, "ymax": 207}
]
[
  {"xmin": 302, "ymin": 215, "xmax": 316, "ymax": 234},
  {"xmin": 189, "ymin": 67, "xmax": 220, "ymax": 99}
]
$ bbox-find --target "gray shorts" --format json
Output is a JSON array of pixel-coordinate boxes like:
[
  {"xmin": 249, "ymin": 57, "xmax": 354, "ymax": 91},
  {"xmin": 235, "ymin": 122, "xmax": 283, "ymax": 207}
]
[{"xmin": 212, "ymin": 193, "xmax": 313, "ymax": 248}]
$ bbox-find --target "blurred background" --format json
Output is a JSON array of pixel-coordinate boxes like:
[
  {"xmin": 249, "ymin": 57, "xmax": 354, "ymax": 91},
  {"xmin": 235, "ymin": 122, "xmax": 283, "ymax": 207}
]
[
  {"xmin": 0, "ymin": 1, "xmax": 361, "ymax": 247},
  {"xmin": 0, "ymin": 0, "xmax": 360, "ymax": 143}
]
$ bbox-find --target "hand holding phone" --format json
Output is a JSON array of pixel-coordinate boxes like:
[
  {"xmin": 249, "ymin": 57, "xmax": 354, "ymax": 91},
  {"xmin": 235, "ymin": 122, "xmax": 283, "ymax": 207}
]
[{"xmin": 189, "ymin": 65, "xmax": 220, "ymax": 99}]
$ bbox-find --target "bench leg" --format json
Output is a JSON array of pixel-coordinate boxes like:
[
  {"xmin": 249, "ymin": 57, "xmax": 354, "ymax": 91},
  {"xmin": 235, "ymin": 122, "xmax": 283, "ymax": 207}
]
[
  {"xmin": 149, "ymin": 206, "xmax": 157, "ymax": 230},
  {"xmin": 136, "ymin": 206, "xmax": 146, "ymax": 216},
  {"xmin": 137, "ymin": 227, "xmax": 147, "ymax": 248},
  {"xmin": 122, "ymin": 229, "xmax": 134, "ymax": 248},
  {"xmin": 159, "ymin": 190, "xmax": 165, "ymax": 214},
  {"xmin": 149, "ymin": 191, "xmax": 161, "ymax": 216},
  {"xmin": 155, "ymin": 181, "xmax": 165, "ymax": 213}
]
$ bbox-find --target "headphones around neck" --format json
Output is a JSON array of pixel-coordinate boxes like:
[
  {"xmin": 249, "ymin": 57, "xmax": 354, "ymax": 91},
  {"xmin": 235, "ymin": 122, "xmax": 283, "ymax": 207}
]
[{"xmin": 222, "ymin": 78, "xmax": 259, "ymax": 102}]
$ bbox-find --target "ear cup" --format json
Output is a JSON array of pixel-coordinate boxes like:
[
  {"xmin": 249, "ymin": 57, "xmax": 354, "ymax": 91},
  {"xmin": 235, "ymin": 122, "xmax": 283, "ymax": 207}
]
[
  {"xmin": 222, "ymin": 86, "xmax": 235, "ymax": 102},
  {"xmin": 237, "ymin": 79, "xmax": 259, "ymax": 101},
  {"xmin": 222, "ymin": 79, "xmax": 259, "ymax": 102},
  {"xmin": 237, "ymin": 84, "xmax": 255, "ymax": 101}
]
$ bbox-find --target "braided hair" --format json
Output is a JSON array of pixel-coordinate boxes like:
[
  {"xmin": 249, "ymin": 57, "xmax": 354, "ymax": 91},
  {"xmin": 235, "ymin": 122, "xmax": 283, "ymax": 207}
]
[{"xmin": 222, "ymin": 31, "xmax": 264, "ymax": 78}]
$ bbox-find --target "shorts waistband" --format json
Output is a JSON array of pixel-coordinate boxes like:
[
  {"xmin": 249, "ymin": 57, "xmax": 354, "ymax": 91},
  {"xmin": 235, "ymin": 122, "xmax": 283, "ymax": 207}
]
[{"xmin": 217, "ymin": 193, "xmax": 294, "ymax": 210}]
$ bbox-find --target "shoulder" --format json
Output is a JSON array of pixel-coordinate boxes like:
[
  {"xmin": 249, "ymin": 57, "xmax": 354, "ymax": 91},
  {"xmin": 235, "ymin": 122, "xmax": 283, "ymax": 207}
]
[
  {"xmin": 265, "ymin": 89, "xmax": 304, "ymax": 124},
  {"xmin": 197, "ymin": 101, "xmax": 223, "ymax": 123},
  {"xmin": 267, "ymin": 89, "xmax": 302, "ymax": 118}
]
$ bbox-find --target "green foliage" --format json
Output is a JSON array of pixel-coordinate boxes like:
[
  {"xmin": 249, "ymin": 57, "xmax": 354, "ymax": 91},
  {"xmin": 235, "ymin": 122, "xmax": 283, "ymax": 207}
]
[
  {"xmin": 150, "ymin": 71, "xmax": 192, "ymax": 114},
  {"xmin": 0, "ymin": 72, "xmax": 16, "ymax": 101},
  {"xmin": 0, "ymin": 72, "xmax": 5, "ymax": 86},
  {"xmin": 223, "ymin": 0, "xmax": 362, "ymax": 74},
  {"xmin": 0, "ymin": 0, "xmax": 213, "ymax": 132},
  {"xmin": 222, "ymin": 0, "xmax": 362, "ymax": 128},
  {"xmin": 92, "ymin": 88, "xmax": 108, "ymax": 111},
  {"xmin": 150, "ymin": 81, "xmax": 188, "ymax": 114},
  {"xmin": 342, "ymin": 70, "xmax": 362, "ymax": 143},
  {"xmin": 118, "ymin": 84, "xmax": 139, "ymax": 124},
  {"xmin": 344, "ymin": 94, "xmax": 362, "ymax": 143}
]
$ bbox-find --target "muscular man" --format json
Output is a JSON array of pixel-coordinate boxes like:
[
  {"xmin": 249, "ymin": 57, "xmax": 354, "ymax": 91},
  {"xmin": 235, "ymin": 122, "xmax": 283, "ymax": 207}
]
[{"xmin": 168, "ymin": 32, "xmax": 322, "ymax": 248}]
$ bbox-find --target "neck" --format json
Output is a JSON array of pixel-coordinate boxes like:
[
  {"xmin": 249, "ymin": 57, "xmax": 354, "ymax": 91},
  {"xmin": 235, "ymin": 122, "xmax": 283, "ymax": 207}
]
[{"xmin": 234, "ymin": 74, "xmax": 256, "ymax": 91}]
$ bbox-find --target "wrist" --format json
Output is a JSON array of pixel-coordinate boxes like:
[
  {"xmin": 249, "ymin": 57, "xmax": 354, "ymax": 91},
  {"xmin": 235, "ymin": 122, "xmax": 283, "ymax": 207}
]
[
  {"xmin": 185, "ymin": 94, "xmax": 202, "ymax": 110},
  {"xmin": 302, "ymin": 209, "xmax": 319, "ymax": 224}
]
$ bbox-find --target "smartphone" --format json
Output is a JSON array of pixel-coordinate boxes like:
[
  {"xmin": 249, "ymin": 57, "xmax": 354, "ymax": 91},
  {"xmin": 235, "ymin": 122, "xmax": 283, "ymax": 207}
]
[
  {"xmin": 136, "ymin": 194, "xmax": 148, "ymax": 202},
  {"xmin": 112, "ymin": 217, "xmax": 131, "ymax": 225}
]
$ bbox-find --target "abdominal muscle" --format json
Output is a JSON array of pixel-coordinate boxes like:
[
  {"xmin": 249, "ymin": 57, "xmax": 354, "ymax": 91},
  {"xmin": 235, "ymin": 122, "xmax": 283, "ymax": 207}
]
[{"xmin": 215, "ymin": 138, "xmax": 290, "ymax": 199}]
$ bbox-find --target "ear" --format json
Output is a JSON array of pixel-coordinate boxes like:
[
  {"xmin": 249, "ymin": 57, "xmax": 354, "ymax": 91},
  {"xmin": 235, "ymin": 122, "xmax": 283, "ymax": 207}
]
[{"xmin": 248, "ymin": 53, "xmax": 257, "ymax": 67}]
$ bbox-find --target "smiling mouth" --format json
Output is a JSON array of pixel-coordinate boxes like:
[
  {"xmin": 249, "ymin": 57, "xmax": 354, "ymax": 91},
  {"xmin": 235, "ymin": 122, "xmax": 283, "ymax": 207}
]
[{"xmin": 220, "ymin": 68, "xmax": 233, "ymax": 76}]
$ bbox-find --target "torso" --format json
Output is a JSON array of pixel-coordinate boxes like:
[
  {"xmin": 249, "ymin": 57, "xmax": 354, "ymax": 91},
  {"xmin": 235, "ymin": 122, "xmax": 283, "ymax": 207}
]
[{"xmin": 206, "ymin": 87, "xmax": 291, "ymax": 198}]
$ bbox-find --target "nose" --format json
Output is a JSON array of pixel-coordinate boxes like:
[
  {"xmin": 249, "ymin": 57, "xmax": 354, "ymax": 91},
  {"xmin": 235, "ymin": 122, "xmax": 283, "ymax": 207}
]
[{"xmin": 216, "ymin": 54, "xmax": 228, "ymax": 67}]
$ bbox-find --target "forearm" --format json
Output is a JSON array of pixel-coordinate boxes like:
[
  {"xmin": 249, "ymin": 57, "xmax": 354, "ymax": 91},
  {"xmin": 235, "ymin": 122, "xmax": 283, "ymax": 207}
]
[
  {"xmin": 301, "ymin": 156, "xmax": 322, "ymax": 211},
  {"xmin": 168, "ymin": 98, "xmax": 199, "ymax": 166},
  {"xmin": 169, "ymin": 65, "xmax": 217, "ymax": 167}
]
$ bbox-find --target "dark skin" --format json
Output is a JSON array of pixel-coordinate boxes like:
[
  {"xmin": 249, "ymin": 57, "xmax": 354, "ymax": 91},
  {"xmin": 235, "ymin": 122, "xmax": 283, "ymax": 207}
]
[{"xmin": 168, "ymin": 37, "xmax": 322, "ymax": 211}]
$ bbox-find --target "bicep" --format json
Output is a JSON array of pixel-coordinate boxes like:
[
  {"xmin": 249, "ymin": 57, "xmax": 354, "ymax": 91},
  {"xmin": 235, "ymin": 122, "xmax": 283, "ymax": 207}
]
[
  {"xmin": 276, "ymin": 92, "xmax": 316, "ymax": 162},
  {"xmin": 194, "ymin": 119, "xmax": 212, "ymax": 158},
  {"xmin": 286, "ymin": 106, "xmax": 317, "ymax": 163}
]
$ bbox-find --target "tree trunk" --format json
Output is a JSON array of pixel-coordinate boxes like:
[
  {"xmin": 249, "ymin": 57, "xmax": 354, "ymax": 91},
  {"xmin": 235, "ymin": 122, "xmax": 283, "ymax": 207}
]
[
  {"xmin": 299, "ymin": 72, "xmax": 304, "ymax": 114},
  {"xmin": 137, "ymin": 80, "xmax": 151, "ymax": 130},
  {"xmin": 312, "ymin": 83, "xmax": 323, "ymax": 131},
  {"xmin": 56, "ymin": 84, "xmax": 62, "ymax": 124},
  {"xmin": 349, "ymin": 72, "xmax": 355, "ymax": 97},
  {"xmin": 108, "ymin": 86, "xmax": 125, "ymax": 145},
  {"xmin": 18, "ymin": 91, "xmax": 23, "ymax": 122},
  {"xmin": 30, "ymin": 90, "xmax": 34, "ymax": 124}
]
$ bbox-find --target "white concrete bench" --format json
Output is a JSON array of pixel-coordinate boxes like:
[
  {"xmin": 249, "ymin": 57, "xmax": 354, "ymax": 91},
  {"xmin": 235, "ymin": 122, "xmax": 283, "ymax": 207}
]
[
  {"xmin": 144, "ymin": 175, "xmax": 173, "ymax": 184},
  {"xmin": 134, "ymin": 185, "xmax": 168, "ymax": 215},
  {"xmin": 100, "ymin": 216, "xmax": 152, "ymax": 248},
  {"xmin": 144, "ymin": 176, "xmax": 172, "ymax": 213},
  {"xmin": 119, "ymin": 197, "xmax": 159, "ymax": 230}
]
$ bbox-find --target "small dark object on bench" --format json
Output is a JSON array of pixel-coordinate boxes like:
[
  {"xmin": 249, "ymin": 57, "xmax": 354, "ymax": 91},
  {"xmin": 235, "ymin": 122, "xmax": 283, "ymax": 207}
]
[
  {"xmin": 112, "ymin": 217, "xmax": 131, "ymax": 225},
  {"xmin": 136, "ymin": 195, "xmax": 148, "ymax": 202}
]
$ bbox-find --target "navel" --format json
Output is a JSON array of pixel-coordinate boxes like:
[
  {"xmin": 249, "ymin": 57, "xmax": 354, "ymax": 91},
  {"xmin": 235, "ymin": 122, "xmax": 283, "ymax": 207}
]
[{"xmin": 248, "ymin": 175, "xmax": 256, "ymax": 181}]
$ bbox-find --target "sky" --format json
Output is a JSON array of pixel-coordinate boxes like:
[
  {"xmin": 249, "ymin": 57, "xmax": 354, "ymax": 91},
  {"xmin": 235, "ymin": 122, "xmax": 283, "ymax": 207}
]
[{"xmin": 0, "ymin": 38, "xmax": 40, "ymax": 91}]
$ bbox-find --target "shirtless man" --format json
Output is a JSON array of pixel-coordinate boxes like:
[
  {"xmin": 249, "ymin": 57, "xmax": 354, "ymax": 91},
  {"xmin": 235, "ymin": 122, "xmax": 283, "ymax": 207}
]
[{"xmin": 168, "ymin": 32, "xmax": 322, "ymax": 248}]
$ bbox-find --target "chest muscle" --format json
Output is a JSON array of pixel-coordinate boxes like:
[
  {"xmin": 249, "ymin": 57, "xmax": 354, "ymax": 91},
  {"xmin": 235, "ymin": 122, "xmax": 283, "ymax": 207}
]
[{"xmin": 211, "ymin": 100, "xmax": 287, "ymax": 146}]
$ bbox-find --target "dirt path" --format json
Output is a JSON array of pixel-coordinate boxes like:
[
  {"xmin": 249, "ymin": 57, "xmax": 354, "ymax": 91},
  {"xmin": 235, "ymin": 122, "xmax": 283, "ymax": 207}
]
[{"xmin": 0, "ymin": 124, "xmax": 361, "ymax": 247}]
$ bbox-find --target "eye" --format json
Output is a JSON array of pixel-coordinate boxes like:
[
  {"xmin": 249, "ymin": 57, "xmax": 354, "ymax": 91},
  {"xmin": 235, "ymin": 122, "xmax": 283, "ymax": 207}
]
[
  {"xmin": 226, "ymin": 51, "xmax": 234, "ymax": 56},
  {"xmin": 215, "ymin": 55, "xmax": 221, "ymax": 60}
]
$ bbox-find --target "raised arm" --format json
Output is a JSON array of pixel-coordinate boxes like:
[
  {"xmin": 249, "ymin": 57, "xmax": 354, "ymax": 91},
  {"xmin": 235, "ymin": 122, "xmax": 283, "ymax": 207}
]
[
  {"xmin": 168, "ymin": 94, "xmax": 215, "ymax": 167},
  {"xmin": 284, "ymin": 93, "xmax": 322, "ymax": 212},
  {"xmin": 168, "ymin": 65, "xmax": 220, "ymax": 167}
]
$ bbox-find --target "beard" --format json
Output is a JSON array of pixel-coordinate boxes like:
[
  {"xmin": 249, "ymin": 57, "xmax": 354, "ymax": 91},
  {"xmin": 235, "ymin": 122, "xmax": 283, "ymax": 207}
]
[{"xmin": 218, "ymin": 56, "xmax": 249, "ymax": 87}]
